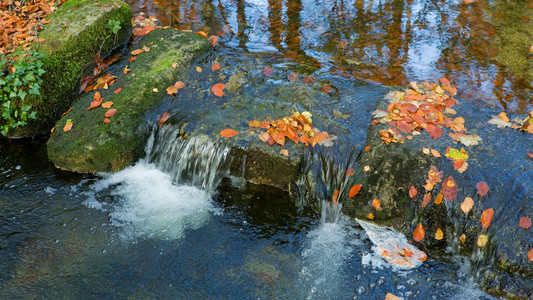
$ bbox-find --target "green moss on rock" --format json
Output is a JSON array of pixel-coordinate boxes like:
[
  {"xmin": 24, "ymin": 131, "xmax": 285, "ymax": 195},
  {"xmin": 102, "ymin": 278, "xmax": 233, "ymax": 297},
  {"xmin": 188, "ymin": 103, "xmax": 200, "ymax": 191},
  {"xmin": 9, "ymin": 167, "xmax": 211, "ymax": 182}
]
[
  {"xmin": 47, "ymin": 28, "xmax": 212, "ymax": 173},
  {"xmin": 7, "ymin": 0, "xmax": 132, "ymax": 137}
]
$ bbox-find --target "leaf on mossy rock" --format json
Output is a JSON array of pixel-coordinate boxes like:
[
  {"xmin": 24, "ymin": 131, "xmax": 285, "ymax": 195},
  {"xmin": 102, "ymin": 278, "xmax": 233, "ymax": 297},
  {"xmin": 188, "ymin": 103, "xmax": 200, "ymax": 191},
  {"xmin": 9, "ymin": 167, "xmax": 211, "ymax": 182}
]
[
  {"xmin": 349, "ymin": 184, "xmax": 362, "ymax": 198},
  {"xmin": 409, "ymin": 186, "xmax": 417, "ymax": 199},
  {"xmin": 63, "ymin": 120, "xmax": 73, "ymax": 132},
  {"xmin": 105, "ymin": 109, "xmax": 116, "ymax": 118},
  {"xmin": 211, "ymin": 83, "xmax": 225, "ymax": 97}
]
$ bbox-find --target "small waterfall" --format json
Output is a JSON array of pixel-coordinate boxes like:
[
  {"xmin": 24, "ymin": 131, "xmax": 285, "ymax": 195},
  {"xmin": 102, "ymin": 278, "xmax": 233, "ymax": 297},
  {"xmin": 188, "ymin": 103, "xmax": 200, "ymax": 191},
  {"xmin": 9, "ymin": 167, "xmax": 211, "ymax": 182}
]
[{"xmin": 145, "ymin": 124, "xmax": 232, "ymax": 193}]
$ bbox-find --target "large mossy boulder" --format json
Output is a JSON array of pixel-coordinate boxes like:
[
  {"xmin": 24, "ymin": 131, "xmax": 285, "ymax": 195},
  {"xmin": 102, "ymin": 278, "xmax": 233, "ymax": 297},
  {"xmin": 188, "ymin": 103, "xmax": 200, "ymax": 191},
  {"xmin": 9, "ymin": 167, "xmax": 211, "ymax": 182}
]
[
  {"xmin": 7, "ymin": 0, "xmax": 132, "ymax": 138},
  {"xmin": 47, "ymin": 28, "xmax": 212, "ymax": 173},
  {"xmin": 346, "ymin": 84, "xmax": 533, "ymax": 298}
]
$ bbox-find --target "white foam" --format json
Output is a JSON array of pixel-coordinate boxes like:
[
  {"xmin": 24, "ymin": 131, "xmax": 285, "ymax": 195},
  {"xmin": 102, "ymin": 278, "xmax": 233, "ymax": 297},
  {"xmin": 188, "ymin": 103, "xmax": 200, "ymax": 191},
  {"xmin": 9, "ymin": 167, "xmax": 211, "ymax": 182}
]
[{"xmin": 89, "ymin": 160, "xmax": 214, "ymax": 240}]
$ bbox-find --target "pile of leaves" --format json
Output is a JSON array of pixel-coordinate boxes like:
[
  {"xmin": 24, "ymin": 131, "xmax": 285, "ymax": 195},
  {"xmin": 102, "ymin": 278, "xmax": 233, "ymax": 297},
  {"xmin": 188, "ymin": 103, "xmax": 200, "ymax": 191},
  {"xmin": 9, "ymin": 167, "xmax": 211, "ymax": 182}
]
[
  {"xmin": 249, "ymin": 111, "xmax": 336, "ymax": 148},
  {"xmin": 372, "ymin": 78, "xmax": 481, "ymax": 146},
  {"xmin": 0, "ymin": 0, "xmax": 61, "ymax": 55}
]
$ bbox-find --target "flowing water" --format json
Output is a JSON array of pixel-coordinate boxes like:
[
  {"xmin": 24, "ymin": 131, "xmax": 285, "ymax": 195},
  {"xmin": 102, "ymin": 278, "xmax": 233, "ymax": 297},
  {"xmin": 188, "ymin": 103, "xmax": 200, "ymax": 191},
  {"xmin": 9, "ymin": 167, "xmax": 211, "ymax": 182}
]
[{"xmin": 0, "ymin": 128, "xmax": 496, "ymax": 298}]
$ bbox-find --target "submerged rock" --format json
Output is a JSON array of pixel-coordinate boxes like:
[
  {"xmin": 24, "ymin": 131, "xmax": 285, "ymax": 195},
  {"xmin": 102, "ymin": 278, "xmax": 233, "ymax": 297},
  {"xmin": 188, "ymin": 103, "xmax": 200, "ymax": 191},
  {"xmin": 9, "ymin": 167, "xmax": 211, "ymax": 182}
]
[
  {"xmin": 47, "ymin": 28, "xmax": 212, "ymax": 172},
  {"xmin": 6, "ymin": 0, "xmax": 132, "ymax": 138}
]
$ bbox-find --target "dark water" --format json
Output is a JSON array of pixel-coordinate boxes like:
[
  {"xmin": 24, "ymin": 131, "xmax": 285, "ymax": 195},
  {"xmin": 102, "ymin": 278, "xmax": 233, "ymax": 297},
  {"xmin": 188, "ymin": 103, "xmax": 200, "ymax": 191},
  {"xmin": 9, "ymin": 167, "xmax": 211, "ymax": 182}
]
[{"xmin": 128, "ymin": 0, "xmax": 532, "ymax": 113}]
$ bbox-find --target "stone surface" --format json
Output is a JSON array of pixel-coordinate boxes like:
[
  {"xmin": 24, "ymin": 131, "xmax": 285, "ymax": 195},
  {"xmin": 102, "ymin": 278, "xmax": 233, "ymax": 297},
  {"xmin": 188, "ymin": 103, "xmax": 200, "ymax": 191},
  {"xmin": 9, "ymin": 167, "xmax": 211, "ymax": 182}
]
[
  {"xmin": 47, "ymin": 28, "xmax": 212, "ymax": 172},
  {"xmin": 7, "ymin": 0, "xmax": 132, "ymax": 138}
]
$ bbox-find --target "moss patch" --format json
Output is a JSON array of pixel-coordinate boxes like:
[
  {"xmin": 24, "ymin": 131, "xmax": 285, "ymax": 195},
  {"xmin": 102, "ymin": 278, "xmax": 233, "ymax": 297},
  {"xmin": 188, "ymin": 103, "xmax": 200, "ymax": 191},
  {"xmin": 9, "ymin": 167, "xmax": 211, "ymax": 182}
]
[
  {"xmin": 47, "ymin": 28, "xmax": 212, "ymax": 173},
  {"xmin": 7, "ymin": 0, "xmax": 132, "ymax": 137}
]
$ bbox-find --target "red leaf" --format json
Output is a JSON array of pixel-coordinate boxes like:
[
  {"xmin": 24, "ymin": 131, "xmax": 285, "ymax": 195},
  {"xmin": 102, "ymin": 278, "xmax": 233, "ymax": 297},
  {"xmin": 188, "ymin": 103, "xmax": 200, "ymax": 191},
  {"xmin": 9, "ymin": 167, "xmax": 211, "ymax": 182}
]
[
  {"xmin": 519, "ymin": 217, "xmax": 532, "ymax": 229},
  {"xmin": 413, "ymin": 223, "xmax": 425, "ymax": 242},
  {"xmin": 476, "ymin": 181, "xmax": 489, "ymax": 197},
  {"xmin": 529, "ymin": 249, "xmax": 533, "ymax": 262},
  {"xmin": 481, "ymin": 208, "xmax": 494, "ymax": 228},
  {"xmin": 349, "ymin": 184, "xmax": 362, "ymax": 197},
  {"xmin": 114, "ymin": 88, "xmax": 122, "ymax": 94},
  {"xmin": 158, "ymin": 112, "xmax": 170, "ymax": 126},
  {"xmin": 441, "ymin": 176, "xmax": 458, "ymax": 201},
  {"xmin": 345, "ymin": 169, "xmax": 355, "ymax": 176},
  {"xmin": 211, "ymin": 63, "xmax": 221, "ymax": 71},
  {"xmin": 322, "ymin": 85, "xmax": 333, "ymax": 94},
  {"xmin": 421, "ymin": 193, "xmax": 431, "ymax": 208},
  {"xmin": 372, "ymin": 198, "xmax": 381, "ymax": 210},
  {"xmin": 211, "ymin": 83, "xmax": 226, "ymax": 97},
  {"xmin": 409, "ymin": 186, "xmax": 418, "ymax": 199},
  {"xmin": 262, "ymin": 66, "xmax": 273, "ymax": 76},
  {"xmin": 104, "ymin": 109, "xmax": 117, "ymax": 117},
  {"xmin": 528, "ymin": 153, "xmax": 533, "ymax": 160},
  {"xmin": 208, "ymin": 35, "xmax": 218, "ymax": 47},
  {"xmin": 220, "ymin": 128, "xmax": 238, "ymax": 138}
]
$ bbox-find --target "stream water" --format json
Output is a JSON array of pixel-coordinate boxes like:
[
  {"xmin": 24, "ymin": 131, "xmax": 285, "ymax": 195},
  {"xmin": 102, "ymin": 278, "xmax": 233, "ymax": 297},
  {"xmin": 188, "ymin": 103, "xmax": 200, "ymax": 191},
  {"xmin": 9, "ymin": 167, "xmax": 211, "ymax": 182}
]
[
  {"xmin": 1, "ymin": 0, "xmax": 531, "ymax": 298},
  {"xmin": 0, "ymin": 131, "xmax": 495, "ymax": 298}
]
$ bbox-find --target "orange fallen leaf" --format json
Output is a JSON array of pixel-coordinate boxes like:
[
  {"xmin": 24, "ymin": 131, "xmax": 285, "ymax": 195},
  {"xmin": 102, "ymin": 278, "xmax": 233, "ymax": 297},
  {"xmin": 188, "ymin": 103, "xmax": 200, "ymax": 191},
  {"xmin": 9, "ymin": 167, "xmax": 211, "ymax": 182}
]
[
  {"xmin": 101, "ymin": 101, "xmax": 113, "ymax": 108},
  {"xmin": 262, "ymin": 66, "xmax": 274, "ymax": 76},
  {"xmin": 103, "ymin": 118, "xmax": 110, "ymax": 124},
  {"xmin": 528, "ymin": 153, "xmax": 533, "ymax": 160},
  {"xmin": 220, "ymin": 128, "xmax": 238, "ymax": 137},
  {"xmin": 61, "ymin": 108, "xmax": 73, "ymax": 117},
  {"xmin": 171, "ymin": 63, "xmax": 177, "ymax": 68},
  {"xmin": 87, "ymin": 99, "xmax": 102, "ymax": 110},
  {"xmin": 212, "ymin": 83, "xmax": 226, "ymax": 97},
  {"xmin": 208, "ymin": 35, "xmax": 218, "ymax": 47},
  {"xmin": 367, "ymin": 213, "xmax": 374, "ymax": 219},
  {"xmin": 364, "ymin": 146, "xmax": 371, "ymax": 152},
  {"xmin": 248, "ymin": 120, "xmax": 260, "ymax": 127},
  {"xmin": 409, "ymin": 186, "xmax": 417, "ymax": 199},
  {"xmin": 459, "ymin": 234, "xmax": 466, "ymax": 243},
  {"xmin": 280, "ymin": 149, "xmax": 289, "ymax": 157},
  {"xmin": 434, "ymin": 193, "xmax": 443, "ymax": 204},
  {"xmin": 63, "ymin": 121, "xmax": 73, "ymax": 132},
  {"xmin": 529, "ymin": 249, "xmax": 533, "ymax": 262},
  {"xmin": 131, "ymin": 49, "xmax": 144, "ymax": 56},
  {"xmin": 128, "ymin": 56, "xmax": 137, "ymax": 62},
  {"xmin": 332, "ymin": 189, "xmax": 340, "ymax": 204},
  {"xmin": 349, "ymin": 184, "xmax": 362, "ymax": 197},
  {"xmin": 94, "ymin": 92, "xmax": 102, "ymax": 100},
  {"xmin": 166, "ymin": 85, "xmax": 178, "ymax": 96},
  {"xmin": 498, "ymin": 112, "xmax": 510, "ymax": 122},
  {"xmin": 158, "ymin": 112, "xmax": 170, "ymax": 126},
  {"xmin": 345, "ymin": 169, "xmax": 355, "ymax": 176},
  {"xmin": 460, "ymin": 197, "xmax": 474, "ymax": 214},
  {"xmin": 105, "ymin": 109, "xmax": 117, "ymax": 117},
  {"xmin": 519, "ymin": 217, "xmax": 532, "ymax": 229},
  {"xmin": 435, "ymin": 228, "xmax": 444, "ymax": 240},
  {"xmin": 322, "ymin": 85, "xmax": 333, "ymax": 94},
  {"xmin": 142, "ymin": 46, "xmax": 150, "ymax": 52},
  {"xmin": 422, "ymin": 148, "xmax": 430, "ymax": 155},
  {"xmin": 441, "ymin": 176, "xmax": 458, "ymax": 201},
  {"xmin": 123, "ymin": 65, "xmax": 131, "ymax": 74},
  {"xmin": 476, "ymin": 181, "xmax": 489, "ymax": 197},
  {"xmin": 413, "ymin": 223, "xmax": 425, "ymax": 242},
  {"xmin": 430, "ymin": 149, "xmax": 441, "ymax": 157},
  {"xmin": 385, "ymin": 293, "xmax": 401, "ymax": 300},
  {"xmin": 288, "ymin": 72, "xmax": 299, "ymax": 82},
  {"xmin": 481, "ymin": 208, "xmax": 494, "ymax": 228},
  {"xmin": 372, "ymin": 198, "xmax": 381, "ymax": 210},
  {"xmin": 196, "ymin": 30, "xmax": 208, "ymax": 38},
  {"xmin": 114, "ymin": 88, "xmax": 122, "ymax": 94},
  {"xmin": 421, "ymin": 193, "xmax": 431, "ymax": 208},
  {"xmin": 211, "ymin": 63, "xmax": 221, "ymax": 71}
]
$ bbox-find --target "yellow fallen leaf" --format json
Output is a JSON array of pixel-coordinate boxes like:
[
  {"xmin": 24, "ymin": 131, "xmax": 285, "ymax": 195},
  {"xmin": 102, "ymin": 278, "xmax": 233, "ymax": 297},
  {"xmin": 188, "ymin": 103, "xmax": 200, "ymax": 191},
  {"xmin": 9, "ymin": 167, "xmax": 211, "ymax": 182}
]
[
  {"xmin": 280, "ymin": 149, "xmax": 289, "ymax": 157},
  {"xmin": 459, "ymin": 234, "xmax": 466, "ymax": 243},
  {"xmin": 460, "ymin": 197, "xmax": 474, "ymax": 214},
  {"xmin": 367, "ymin": 213, "xmax": 374, "ymax": 219},
  {"xmin": 477, "ymin": 234, "xmax": 488, "ymax": 247},
  {"xmin": 196, "ymin": 66, "xmax": 202, "ymax": 72},
  {"xmin": 152, "ymin": 88, "xmax": 159, "ymax": 92},
  {"xmin": 435, "ymin": 228, "xmax": 444, "ymax": 240}
]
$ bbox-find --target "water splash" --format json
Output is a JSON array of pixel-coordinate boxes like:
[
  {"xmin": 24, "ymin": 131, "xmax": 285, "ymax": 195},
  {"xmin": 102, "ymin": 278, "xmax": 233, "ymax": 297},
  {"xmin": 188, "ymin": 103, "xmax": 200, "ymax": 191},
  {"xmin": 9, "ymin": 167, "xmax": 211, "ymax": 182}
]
[{"xmin": 146, "ymin": 124, "xmax": 232, "ymax": 193}]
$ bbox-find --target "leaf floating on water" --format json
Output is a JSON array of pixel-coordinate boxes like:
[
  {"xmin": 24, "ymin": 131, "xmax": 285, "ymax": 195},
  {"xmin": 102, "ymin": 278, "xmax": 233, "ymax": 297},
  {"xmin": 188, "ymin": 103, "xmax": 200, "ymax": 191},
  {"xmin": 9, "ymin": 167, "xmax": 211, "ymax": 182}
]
[
  {"xmin": 519, "ymin": 217, "xmax": 532, "ymax": 229},
  {"xmin": 63, "ymin": 120, "xmax": 73, "ymax": 132},
  {"xmin": 211, "ymin": 63, "xmax": 221, "ymax": 71},
  {"xmin": 105, "ymin": 109, "xmax": 117, "ymax": 118},
  {"xmin": 422, "ymin": 147, "xmax": 430, "ymax": 155},
  {"xmin": 476, "ymin": 181, "xmax": 489, "ymax": 197},
  {"xmin": 385, "ymin": 293, "xmax": 402, "ymax": 300},
  {"xmin": 481, "ymin": 208, "xmax": 494, "ymax": 228},
  {"xmin": 248, "ymin": 120, "xmax": 261, "ymax": 127},
  {"xmin": 477, "ymin": 234, "xmax": 488, "ymax": 247},
  {"xmin": 196, "ymin": 66, "xmax": 202, "ymax": 73},
  {"xmin": 435, "ymin": 228, "xmax": 444, "ymax": 240},
  {"xmin": 421, "ymin": 193, "xmax": 431, "ymax": 208},
  {"xmin": 460, "ymin": 197, "xmax": 474, "ymax": 214},
  {"xmin": 409, "ymin": 186, "xmax": 418, "ymax": 199},
  {"xmin": 349, "ymin": 184, "xmax": 362, "ymax": 198},
  {"xmin": 372, "ymin": 198, "xmax": 381, "ymax": 210},
  {"xmin": 528, "ymin": 152, "xmax": 533, "ymax": 160},
  {"xmin": 498, "ymin": 112, "xmax": 510, "ymax": 122},
  {"xmin": 321, "ymin": 85, "xmax": 333, "ymax": 94},
  {"xmin": 459, "ymin": 234, "xmax": 466, "ymax": 243},
  {"xmin": 413, "ymin": 223, "xmax": 425, "ymax": 242},
  {"xmin": 332, "ymin": 189, "xmax": 340, "ymax": 204},
  {"xmin": 211, "ymin": 83, "xmax": 226, "ymax": 97},
  {"xmin": 488, "ymin": 115, "xmax": 512, "ymax": 128},
  {"xmin": 262, "ymin": 66, "xmax": 274, "ymax": 76},
  {"xmin": 220, "ymin": 128, "xmax": 238, "ymax": 138},
  {"xmin": 430, "ymin": 149, "xmax": 441, "ymax": 157},
  {"xmin": 157, "ymin": 112, "xmax": 169, "ymax": 127},
  {"xmin": 441, "ymin": 176, "xmax": 458, "ymax": 201}
]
